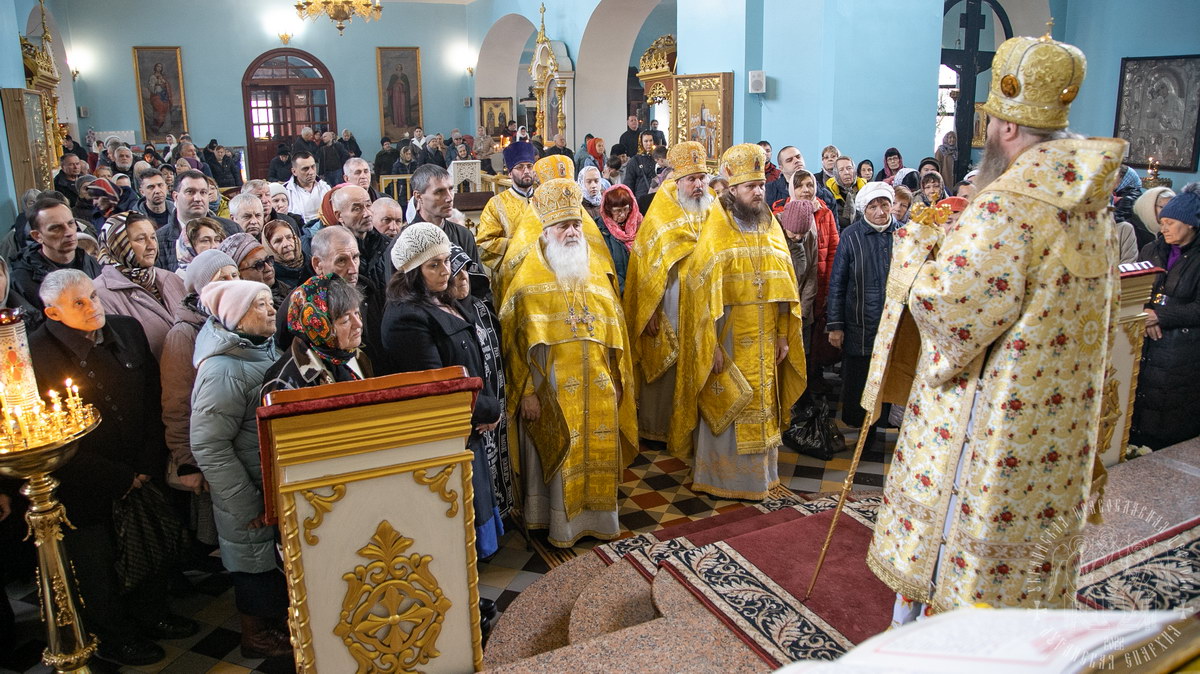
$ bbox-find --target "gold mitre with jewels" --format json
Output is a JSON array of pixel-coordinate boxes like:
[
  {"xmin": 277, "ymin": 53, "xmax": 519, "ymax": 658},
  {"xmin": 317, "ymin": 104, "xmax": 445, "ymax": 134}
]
[
  {"xmin": 721, "ymin": 143, "xmax": 766, "ymax": 186},
  {"xmin": 533, "ymin": 178, "xmax": 582, "ymax": 228},
  {"xmin": 980, "ymin": 31, "xmax": 1085, "ymax": 130},
  {"xmin": 533, "ymin": 154, "xmax": 575, "ymax": 184},
  {"xmin": 667, "ymin": 141, "xmax": 708, "ymax": 177}
]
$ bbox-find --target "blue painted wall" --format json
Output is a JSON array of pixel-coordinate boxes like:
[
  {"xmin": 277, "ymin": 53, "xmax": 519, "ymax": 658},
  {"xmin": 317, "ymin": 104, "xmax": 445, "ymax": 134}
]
[
  {"xmin": 0, "ymin": 0, "xmax": 26, "ymax": 223},
  {"xmin": 681, "ymin": 0, "xmax": 941, "ymax": 170},
  {"xmin": 49, "ymin": 0, "xmax": 474, "ymax": 153},
  {"xmin": 629, "ymin": 0, "xmax": 675, "ymax": 68},
  {"xmin": 1063, "ymin": 0, "xmax": 1199, "ymax": 186}
]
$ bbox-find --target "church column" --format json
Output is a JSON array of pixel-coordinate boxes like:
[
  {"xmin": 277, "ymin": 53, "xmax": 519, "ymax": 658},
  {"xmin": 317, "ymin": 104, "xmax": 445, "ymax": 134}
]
[{"xmin": 675, "ymin": 0, "xmax": 764, "ymax": 145}]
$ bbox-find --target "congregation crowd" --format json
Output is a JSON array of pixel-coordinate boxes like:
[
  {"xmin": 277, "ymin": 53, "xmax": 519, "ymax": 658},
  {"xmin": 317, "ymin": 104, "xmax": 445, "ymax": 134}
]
[{"xmin": 2, "ymin": 88, "xmax": 1199, "ymax": 667}]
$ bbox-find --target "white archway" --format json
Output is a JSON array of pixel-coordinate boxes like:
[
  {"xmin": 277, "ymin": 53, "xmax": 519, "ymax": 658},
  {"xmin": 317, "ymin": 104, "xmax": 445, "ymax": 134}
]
[
  {"xmin": 574, "ymin": 0, "xmax": 660, "ymax": 150},
  {"xmin": 474, "ymin": 13, "xmax": 537, "ymax": 134},
  {"xmin": 25, "ymin": 5, "xmax": 78, "ymax": 137}
]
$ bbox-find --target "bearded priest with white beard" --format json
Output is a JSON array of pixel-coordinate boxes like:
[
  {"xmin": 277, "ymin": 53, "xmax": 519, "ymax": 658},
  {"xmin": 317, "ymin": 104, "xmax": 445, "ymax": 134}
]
[{"xmin": 499, "ymin": 178, "xmax": 639, "ymax": 547}]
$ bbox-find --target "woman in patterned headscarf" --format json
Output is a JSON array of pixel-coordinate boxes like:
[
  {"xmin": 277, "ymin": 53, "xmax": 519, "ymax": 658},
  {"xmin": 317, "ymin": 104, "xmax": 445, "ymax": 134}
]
[
  {"xmin": 93, "ymin": 211, "xmax": 186, "ymax": 359},
  {"xmin": 260, "ymin": 273, "xmax": 371, "ymax": 395}
]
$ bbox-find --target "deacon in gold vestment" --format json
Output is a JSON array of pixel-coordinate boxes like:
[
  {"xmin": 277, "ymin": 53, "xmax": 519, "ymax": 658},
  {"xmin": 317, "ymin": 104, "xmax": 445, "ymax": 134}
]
[
  {"xmin": 669, "ymin": 144, "xmax": 807, "ymax": 500},
  {"xmin": 863, "ymin": 34, "xmax": 1125, "ymax": 621},
  {"xmin": 475, "ymin": 141, "xmax": 537, "ymax": 295},
  {"xmin": 500, "ymin": 178, "xmax": 638, "ymax": 547},
  {"xmin": 624, "ymin": 141, "xmax": 715, "ymax": 445}
]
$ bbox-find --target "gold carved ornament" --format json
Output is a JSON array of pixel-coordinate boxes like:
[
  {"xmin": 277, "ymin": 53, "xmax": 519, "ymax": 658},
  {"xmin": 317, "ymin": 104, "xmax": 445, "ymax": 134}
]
[
  {"xmin": 335, "ymin": 520, "xmax": 451, "ymax": 673},
  {"xmin": 279, "ymin": 493, "xmax": 318, "ymax": 669},
  {"xmin": 637, "ymin": 35, "xmax": 676, "ymax": 79},
  {"xmin": 300, "ymin": 484, "xmax": 346, "ymax": 545},
  {"xmin": 414, "ymin": 465, "xmax": 458, "ymax": 517}
]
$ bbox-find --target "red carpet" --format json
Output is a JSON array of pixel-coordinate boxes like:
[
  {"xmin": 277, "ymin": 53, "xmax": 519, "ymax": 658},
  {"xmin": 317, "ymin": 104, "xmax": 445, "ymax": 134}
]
[{"xmin": 661, "ymin": 509, "xmax": 893, "ymax": 665}]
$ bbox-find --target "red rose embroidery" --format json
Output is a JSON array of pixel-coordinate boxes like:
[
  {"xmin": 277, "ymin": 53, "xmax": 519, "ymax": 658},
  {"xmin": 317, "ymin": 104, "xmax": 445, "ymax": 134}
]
[
  {"xmin": 995, "ymin": 564, "xmax": 1011, "ymax": 575},
  {"xmin": 1000, "ymin": 511, "xmax": 1014, "ymax": 522},
  {"xmin": 953, "ymin": 255, "xmax": 968, "ymax": 267},
  {"xmin": 993, "ymin": 278, "xmax": 1009, "ymax": 291},
  {"xmin": 1004, "ymin": 456, "xmax": 1019, "ymax": 468},
  {"xmin": 1039, "ymin": 562, "xmax": 1053, "ymax": 573},
  {"xmin": 986, "ymin": 202, "xmax": 1000, "ymax": 213},
  {"xmin": 1049, "ymin": 393, "xmax": 1063, "ymax": 405},
  {"xmin": 918, "ymin": 474, "xmax": 932, "ymax": 487},
  {"xmin": 921, "ymin": 299, "xmax": 933, "ymax": 311},
  {"xmin": 953, "ymin": 556, "xmax": 967, "ymax": 569},
  {"xmin": 1042, "ymin": 507, "xmax": 1057, "ymax": 519},
  {"xmin": 955, "ymin": 327, "xmax": 971, "ymax": 341},
  {"xmin": 1053, "ymin": 334, "xmax": 1068, "ymax": 346},
  {"xmin": 1063, "ymin": 170, "xmax": 1077, "ymax": 183},
  {"xmin": 961, "ymin": 503, "xmax": 972, "ymax": 515},
  {"xmin": 1012, "ymin": 338, "xmax": 1027, "ymax": 351},
  {"xmin": 1008, "ymin": 398, "xmax": 1024, "ymax": 411},
  {"xmin": 1045, "ymin": 451, "xmax": 1060, "ymax": 463},
  {"xmin": 902, "ymin": 518, "xmax": 914, "ymax": 531},
  {"xmin": 937, "ymin": 427, "xmax": 951, "ymax": 440}
]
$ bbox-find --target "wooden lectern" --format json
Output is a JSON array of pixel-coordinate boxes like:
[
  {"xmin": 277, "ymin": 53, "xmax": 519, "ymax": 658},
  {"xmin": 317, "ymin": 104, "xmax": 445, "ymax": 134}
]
[{"xmin": 257, "ymin": 367, "xmax": 484, "ymax": 673}]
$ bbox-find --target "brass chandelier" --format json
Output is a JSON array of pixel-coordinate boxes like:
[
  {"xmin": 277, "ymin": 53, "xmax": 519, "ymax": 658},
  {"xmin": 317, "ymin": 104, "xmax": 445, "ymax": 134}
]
[{"xmin": 294, "ymin": 0, "xmax": 382, "ymax": 35}]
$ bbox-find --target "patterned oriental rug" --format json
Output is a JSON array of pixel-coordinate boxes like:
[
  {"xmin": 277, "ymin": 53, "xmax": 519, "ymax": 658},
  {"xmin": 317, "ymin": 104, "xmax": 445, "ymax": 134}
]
[
  {"xmin": 594, "ymin": 493, "xmax": 892, "ymax": 665},
  {"xmin": 1076, "ymin": 514, "xmax": 1200, "ymax": 611}
]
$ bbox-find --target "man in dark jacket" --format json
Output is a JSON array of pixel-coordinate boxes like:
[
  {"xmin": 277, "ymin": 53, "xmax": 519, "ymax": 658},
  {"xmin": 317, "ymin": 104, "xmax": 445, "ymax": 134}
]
[
  {"xmin": 267, "ymin": 144, "xmax": 292, "ymax": 182},
  {"xmin": 156, "ymin": 170, "xmax": 242, "ymax": 271},
  {"xmin": 30, "ymin": 270, "xmax": 196, "ymax": 665},
  {"xmin": 316, "ymin": 131, "xmax": 348, "ymax": 185},
  {"xmin": 134, "ymin": 167, "xmax": 176, "ymax": 230},
  {"xmin": 54, "ymin": 152, "xmax": 87, "ymax": 207},
  {"xmin": 618, "ymin": 115, "xmax": 642, "ymax": 157},
  {"xmin": 291, "ymin": 127, "xmax": 318, "ymax": 157},
  {"xmin": 373, "ymin": 137, "xmax": 399, "ymax": 178},
  {"xmin": 10, "ymin": 198, "xmax": 102, "ymax": 312},
  {"xmin": 826, "ymin": 182, "xmax": 898, "ymax": 449},
  {"xmin": 208, "ymin": 145, "xmax": 243, "ymax": 188},
  {"xmin": 399, "ymin": 165, "xmax": 483, "ymax": 287}
]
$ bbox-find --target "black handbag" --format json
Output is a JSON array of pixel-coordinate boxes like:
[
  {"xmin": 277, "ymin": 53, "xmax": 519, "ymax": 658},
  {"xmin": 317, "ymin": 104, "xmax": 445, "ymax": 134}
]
[
  {"xmin": 782, "ymin": 397, "xmax": 846, "ymax": 461},
  {"xmin": 111, "ymin": 481, "xmax": 189, "ymax": 592}
]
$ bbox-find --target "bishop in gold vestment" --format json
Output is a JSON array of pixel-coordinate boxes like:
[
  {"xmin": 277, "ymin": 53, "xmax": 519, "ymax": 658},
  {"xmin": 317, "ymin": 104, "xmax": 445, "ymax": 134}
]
[
  {"xmin": 500, "ymin": 178, "xmax": 638, "ymax": 547},
  {"xmin": 624, "ymin": 141, "xmax": 714, "ymax": 445},
  {"xmin": 670, "ymin": 144, "xmax": 807, "ymax": 500},
  {"xmin": 865, "ymin": 34, "xmax": 1124, "ymax": 619}
]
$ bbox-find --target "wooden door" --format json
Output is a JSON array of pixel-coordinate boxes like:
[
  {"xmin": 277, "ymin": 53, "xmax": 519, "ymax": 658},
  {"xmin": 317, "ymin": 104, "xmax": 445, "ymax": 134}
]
[{"xmin": 242, "ymin": 49, "xmax": 336, "ymax": 180}]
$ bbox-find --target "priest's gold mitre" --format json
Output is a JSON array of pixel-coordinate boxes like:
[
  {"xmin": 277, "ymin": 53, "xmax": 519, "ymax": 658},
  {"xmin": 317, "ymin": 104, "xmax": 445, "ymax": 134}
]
[
  {"xmin": 721, "ymin": 143, "xmax": 766, "ymax": 186},
  {"xmin": 533, "ymin": 154, "xmax": 575, "ymax": 184},
  {"xmin": 980, "ymin": 32, "xmax": 1085, "ymax": 130},
  {"xmin": 532, "ymin": 178, "xmax": 582, "ymax": 228},
  {"xmin": 667, "ymin": 141, "xmax": 708, "ymax": 178}
]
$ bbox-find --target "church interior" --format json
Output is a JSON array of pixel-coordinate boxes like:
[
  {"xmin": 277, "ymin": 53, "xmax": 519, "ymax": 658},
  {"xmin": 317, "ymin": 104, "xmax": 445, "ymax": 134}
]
[{"xmin": 1, "ymin": 0, "xmax": 1199, "ymax": 672}]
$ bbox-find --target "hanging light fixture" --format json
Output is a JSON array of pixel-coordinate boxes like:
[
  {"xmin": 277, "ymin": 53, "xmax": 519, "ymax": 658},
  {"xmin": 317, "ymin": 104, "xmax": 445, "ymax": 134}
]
[{"xmin": 294, "ymin": 0, "xmax": 382, "ymax": 36}]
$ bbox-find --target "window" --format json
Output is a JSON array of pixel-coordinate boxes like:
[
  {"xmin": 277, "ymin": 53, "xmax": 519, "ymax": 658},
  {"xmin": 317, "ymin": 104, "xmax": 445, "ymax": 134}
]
[{"xmin": 935, "ymin": 65, "xmax": 958, "ymax": 150}]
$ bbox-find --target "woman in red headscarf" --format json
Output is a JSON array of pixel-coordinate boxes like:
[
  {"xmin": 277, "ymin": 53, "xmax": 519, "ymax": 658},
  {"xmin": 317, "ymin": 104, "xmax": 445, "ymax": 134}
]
[{"xmin": 597, "ymin": 184, "xmax": 641, "ymax": 295}]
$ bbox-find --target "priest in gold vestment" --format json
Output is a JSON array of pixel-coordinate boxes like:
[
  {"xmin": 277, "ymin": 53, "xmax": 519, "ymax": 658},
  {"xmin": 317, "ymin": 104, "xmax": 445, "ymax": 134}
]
[
  {"xmin": 624, "ymin": 141, "xmax": 715, "ymax": 446},
  {"xmin": 669, "ymin": 144, "xmax": 807, "ymax": 500},
  {"xmin": 864, "ymin": 34, "xmax": 1125, "ymax": 622},
  {"xmin": 500, "ymin": 178, "xmax": 638, "ymax": 547}
]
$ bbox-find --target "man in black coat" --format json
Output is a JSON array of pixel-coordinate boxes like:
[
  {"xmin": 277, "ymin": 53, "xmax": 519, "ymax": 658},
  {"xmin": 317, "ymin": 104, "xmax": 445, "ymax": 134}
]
[
  {"xmin": 267, "ymin": 144, "xmax": 292, "ymax": 183},
  {"xmin": 29, "ymin": 270, "xmax": 196, "ymax": 666},
  {"xmin": 54, "ymin": 152, "xmax": 87, "ymax": 207},
  {"xmin": 155, "ymin": 170, "xmax": 242, "ymax": 271},
  {"xmin": 10, "ymin": 198, "xmax": 101, "ymax": 313},
  {"xmin": 618, "ymin": 115, "xmax": 643, "ymax": 158}
]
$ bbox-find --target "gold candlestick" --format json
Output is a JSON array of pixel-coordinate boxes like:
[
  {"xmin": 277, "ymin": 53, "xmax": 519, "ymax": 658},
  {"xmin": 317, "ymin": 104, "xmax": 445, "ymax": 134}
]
[{"xmin": 0, "ymin": 308, "xmax": 102, "ymax": 673}]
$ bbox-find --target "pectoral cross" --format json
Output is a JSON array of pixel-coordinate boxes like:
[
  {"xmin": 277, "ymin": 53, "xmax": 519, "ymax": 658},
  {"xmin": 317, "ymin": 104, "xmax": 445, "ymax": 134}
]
[
  {"xmin": 752, "ymin": 273, "xmax": 766, "ymax": 299},
  {"xmin": 566, "ymin": 306, "xmax": 596, "ymax": 336}
]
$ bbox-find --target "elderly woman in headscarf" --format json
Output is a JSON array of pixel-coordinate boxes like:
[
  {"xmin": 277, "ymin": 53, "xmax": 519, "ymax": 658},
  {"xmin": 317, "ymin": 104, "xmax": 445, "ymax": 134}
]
[
  {"xmin": 93, "ymin": 211, "xmax": 186, "ymax": 360},
  {"xmin": 190, "ymin": 280, "xmax": 289, "ymax": 659},
  {"xmin": 261, "ymin": 219, "xmax": 312, "ymax": 292},
  {"xmin": 934, "ymin": 131, "xmax": 958, "ymax": 183},
  {"xmin": 597, "ymin": 184, "xmax": 640, "ymax": 294},
  {"xmin": 383, "ymin": 227, "xmax": 507, "ymax": 560},
  {"xmin": 577, "ymin": 165, "xmax": 610, "ymax": 222},
  {"xmin": 1130, "ymin": 186, "xmax": 1176, "ymax": 252},
  {"xmin": 220, "ymin": 233, "xmax": 288, "ymax": 308},
  {"xmin": 875, "ymin": 147, "xmax": 905, "ymax": 185},
  {"xmin": 175, "ymin": 216, "xmax": 227, "ymax": 276},
  {"xmin": 261, "ymin": 274, "xmax": 370, "ymax": 394}
]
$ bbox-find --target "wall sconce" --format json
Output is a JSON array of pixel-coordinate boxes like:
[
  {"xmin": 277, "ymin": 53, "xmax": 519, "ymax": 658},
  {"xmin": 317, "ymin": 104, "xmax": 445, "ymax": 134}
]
[
  {"xmin": 279, "ymin": 32, "xmax": 292, "ymax": 45},
  {"xmin": 70, "ymin": 67, "xmax": 80, "ymax": 81},
  {"xmin": 466, "ymin": 66, "xmax": 474, "ymax": 77}
]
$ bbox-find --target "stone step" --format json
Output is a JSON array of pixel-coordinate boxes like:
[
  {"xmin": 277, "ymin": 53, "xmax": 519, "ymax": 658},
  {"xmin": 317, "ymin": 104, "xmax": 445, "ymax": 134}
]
[{"xmin": 568, "ymin": 555, "xmax": 658, "ymax": 644}]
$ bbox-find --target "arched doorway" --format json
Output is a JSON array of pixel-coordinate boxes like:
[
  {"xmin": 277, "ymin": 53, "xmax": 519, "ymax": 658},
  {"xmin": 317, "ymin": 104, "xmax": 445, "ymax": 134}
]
[{"xmin": 242, "ymin": 49, "xmax": 336, "ymax": 179}]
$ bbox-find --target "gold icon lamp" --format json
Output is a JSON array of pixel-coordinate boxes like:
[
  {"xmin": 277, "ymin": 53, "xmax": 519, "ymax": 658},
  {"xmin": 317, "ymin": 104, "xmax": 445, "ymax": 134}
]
[{"xmin": 0, "ymin": 309, "xmax": 101, "ymax": 673}]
